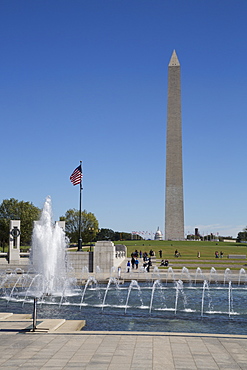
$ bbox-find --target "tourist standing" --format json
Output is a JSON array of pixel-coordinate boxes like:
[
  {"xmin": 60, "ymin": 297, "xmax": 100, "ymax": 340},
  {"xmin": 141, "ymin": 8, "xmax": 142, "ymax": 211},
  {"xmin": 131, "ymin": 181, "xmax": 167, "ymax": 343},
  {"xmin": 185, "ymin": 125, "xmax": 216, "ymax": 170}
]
[
  {"xmin": 135, "ymin": 259, "xmax": 139, "ymax": 269},
  {"xmin": 146, "ymin": 258, "xmax": 152, "ymax": 272}
]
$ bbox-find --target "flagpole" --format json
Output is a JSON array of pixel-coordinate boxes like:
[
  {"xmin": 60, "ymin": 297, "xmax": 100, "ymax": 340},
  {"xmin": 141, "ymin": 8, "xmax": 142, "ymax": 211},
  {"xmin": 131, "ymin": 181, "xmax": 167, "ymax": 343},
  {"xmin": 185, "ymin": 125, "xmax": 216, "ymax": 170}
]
[{"xmin": 78, "ymin": 161, "xmax": 83, "ymax": 251}]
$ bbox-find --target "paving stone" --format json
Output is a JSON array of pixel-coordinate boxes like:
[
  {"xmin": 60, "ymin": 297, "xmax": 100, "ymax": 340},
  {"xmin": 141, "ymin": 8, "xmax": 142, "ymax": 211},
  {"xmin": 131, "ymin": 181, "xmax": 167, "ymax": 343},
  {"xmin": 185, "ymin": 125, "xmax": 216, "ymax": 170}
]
[
  {"xmin": 108, "ymin": 365, "xmax": 131, "ymax": 370},
  {"xmin": 193, "ymin": 354, "xmax": 218, "ymax": 369},
  {"xmin": 65, "ymin": 363, "xmax": 87, "ymax": 369},
  {"xmin": 1, "ymin": 315, "xmax": 247, "ymax": 369}
]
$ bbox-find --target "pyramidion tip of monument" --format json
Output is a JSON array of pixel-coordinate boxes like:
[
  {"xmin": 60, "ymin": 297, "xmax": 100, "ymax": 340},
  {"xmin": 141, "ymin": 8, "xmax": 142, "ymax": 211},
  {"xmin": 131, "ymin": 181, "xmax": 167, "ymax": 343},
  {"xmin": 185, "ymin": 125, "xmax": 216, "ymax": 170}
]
[{"xmin": 169, "ymin": 50, "xmax": 180, "ymax": 66}]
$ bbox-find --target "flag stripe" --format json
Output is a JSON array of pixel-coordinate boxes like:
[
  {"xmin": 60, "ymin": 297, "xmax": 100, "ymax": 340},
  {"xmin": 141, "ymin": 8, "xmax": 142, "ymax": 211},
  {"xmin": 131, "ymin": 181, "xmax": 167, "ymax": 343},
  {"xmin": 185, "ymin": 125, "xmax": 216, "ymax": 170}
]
[{"xmin": 70, "ymin": 165, "xmax": 83, "ymax": 186}]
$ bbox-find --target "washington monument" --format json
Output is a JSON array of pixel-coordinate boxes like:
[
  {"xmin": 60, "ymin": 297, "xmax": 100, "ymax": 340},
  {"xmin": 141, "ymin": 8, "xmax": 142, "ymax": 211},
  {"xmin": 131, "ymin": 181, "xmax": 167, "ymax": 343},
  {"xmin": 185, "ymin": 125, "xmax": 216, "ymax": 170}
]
[{"xmin": 165, "ymin": 50, "xmax": 184, "ymax": 240}]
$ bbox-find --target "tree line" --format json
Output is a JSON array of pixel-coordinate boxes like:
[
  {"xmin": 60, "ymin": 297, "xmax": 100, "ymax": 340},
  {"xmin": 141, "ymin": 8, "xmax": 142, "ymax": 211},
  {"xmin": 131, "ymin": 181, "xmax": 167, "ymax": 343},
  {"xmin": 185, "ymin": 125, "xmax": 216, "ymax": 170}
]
[
  {"xmin": 0, "ymin": 198, "xmax": 136, "ymax": 250},
  {"xmin": 237, "ymin": 227, "xmax": 247, "ymax": 243}
]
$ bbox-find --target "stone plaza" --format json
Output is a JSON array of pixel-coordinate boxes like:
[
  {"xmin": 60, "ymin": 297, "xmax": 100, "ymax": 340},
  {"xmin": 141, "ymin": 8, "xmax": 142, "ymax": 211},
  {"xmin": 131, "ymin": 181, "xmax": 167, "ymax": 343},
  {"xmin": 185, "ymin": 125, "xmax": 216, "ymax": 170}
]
[{"xmin": 1, "ymin": 313, "xmax": 247, "ymax": 369}]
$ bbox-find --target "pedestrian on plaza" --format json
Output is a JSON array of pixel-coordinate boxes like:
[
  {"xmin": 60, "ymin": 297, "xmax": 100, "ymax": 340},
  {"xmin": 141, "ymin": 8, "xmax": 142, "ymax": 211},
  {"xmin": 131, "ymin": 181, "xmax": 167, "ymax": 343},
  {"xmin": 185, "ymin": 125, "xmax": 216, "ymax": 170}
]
[
  {"xmin": 146, "ymin": 258, "xmax": 152, "ymax": 272},
  {"xmin": 135, "ymin": 259, "xmax": 139, "ymax": 269}
]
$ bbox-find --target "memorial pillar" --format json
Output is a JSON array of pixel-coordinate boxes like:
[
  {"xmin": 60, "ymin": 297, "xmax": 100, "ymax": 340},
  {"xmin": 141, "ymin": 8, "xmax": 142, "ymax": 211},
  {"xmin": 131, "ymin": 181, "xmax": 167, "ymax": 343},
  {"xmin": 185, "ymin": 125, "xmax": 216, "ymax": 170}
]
[{"xmin": 9, "ymin": 220, "xmax": 21, "ymax": 263}]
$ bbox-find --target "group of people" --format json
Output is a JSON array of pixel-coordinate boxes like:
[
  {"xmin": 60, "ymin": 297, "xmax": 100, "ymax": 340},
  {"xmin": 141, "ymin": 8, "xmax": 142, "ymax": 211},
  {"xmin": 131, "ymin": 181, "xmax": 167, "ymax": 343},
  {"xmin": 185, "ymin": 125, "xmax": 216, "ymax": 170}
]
[
  {"xmin": 126, "ymin": 248, "xmax": 170, "ymax": 272},
  {"xmin": 126, "ymin": 249, "xmax": 155, "ymax": 272},
  {"xmin": 131, "ymin": 249, "xmax": 155, "ymax": 260},
  {"xmin": 215, "ymin": 251, "xmax": 224, "ymax": 258},
  {"xmin": 160, "ymin": 259, "xmax": 169, "ymax": 266},
  {"xmin": 126, "ymin": 247, "xmax": 225, "ymax": 273},
  {"xmin": 126, "ymin": 256, "xmax": 152, "ymax": 272}
]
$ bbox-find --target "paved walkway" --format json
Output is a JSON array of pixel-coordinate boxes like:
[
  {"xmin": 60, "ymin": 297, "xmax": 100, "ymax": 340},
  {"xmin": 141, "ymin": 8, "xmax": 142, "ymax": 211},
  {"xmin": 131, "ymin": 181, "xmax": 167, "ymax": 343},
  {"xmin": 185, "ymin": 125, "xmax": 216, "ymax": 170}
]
[{"xmin": 1, "ymin": 315, "xmax": 247, "ymax": 369}]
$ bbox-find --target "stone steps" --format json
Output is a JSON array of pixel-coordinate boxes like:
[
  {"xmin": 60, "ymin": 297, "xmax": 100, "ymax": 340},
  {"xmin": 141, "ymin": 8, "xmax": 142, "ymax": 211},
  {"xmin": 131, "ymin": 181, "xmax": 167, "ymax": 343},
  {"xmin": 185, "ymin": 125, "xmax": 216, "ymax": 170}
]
[
  {"xmin": 55, "ymin": 320, "xmax": 86, "ymax": 332},
  {"xmin": 0, "ymin": 313, "xmax": 85, "ymax": 333}
]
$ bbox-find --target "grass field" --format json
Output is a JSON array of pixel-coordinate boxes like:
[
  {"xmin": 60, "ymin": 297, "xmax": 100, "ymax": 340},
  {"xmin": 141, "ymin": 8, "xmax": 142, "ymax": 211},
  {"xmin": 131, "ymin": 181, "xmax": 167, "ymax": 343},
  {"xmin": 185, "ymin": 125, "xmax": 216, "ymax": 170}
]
[
  {"xmin": 11, "ymin": 240, "xmax": 247, "ymax": 272},
  {"xmin": 123, "ymin": 240, "xmax": 247, "ymax": 259}
]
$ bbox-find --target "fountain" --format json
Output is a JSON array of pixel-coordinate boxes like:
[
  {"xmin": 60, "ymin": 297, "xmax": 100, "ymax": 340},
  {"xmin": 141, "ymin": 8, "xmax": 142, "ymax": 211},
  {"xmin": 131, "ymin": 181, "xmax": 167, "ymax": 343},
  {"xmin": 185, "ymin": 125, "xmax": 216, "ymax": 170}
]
[
  {"xmin": 238, "ymin": 268, "xmax": 246, "ymax": 285},
  {"xmin": 224, "ymin": 268, "xmax": 231, "ymax": 285},
  {"xmin": 201, "ymin": 280, "xmax": 211, "ymax": 317},
  {"xmin": 195, "ymin": 267, "xmax": 205, "ymax": 285},
  {"xmin": 166, "ymin": 267, "xmax": 175, "ymax": 285},
  {"xmin": 209, "ymin": 267, "xmax": 219, "ymax": 284},
  {"xmin": 174, "ymin": 280, "xmax": 187, "ymax": 314},
  {"xmin": 152, "ymin": 266, "xmax": 161, "ymax": 281},
  {"xmin": 125, "ymin": 280, "xmax": 143, "ymax": 313},
  {"xmin": 1, "ymin": 197, "xmax": 247, "ymax": 335},
  {"xmin": 181, "ymin": 267, "xmax": 192, "ymax": 285},
  {"xmin": 30, "ymin": 196, "xmax": 71, "ymax": 296},
  {"xmin": 102, "ymin": 277, "xmax": 120, "ymax": 310}
]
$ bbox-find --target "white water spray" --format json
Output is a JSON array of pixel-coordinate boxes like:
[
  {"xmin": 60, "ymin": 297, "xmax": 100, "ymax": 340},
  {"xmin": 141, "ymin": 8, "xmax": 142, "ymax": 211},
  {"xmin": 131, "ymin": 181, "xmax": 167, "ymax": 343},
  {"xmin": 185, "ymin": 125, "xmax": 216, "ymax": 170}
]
[{"xmin": 30, "ymin": 196, "xmax": 68, "ymax": 295}]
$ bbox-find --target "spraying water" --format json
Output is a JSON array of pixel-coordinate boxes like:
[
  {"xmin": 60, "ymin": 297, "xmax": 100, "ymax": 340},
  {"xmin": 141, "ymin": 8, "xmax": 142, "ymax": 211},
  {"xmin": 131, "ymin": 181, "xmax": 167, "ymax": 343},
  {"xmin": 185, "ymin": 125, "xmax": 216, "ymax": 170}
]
[
  {"xmin": 30, "ymin": 196, "xmax": 69, "ymax": 295},
  {"xmin": 195, "ymin": 267, "xmax": 205, "ymax": 285},
  {"xmin": 238, "ymin": 268, "xmax": 246, "ymax": 286}
]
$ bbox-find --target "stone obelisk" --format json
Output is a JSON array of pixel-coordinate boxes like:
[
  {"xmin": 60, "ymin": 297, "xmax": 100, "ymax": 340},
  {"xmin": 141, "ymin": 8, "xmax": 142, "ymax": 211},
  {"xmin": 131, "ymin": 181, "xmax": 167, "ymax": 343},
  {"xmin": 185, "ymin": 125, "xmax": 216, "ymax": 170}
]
[{"xmin": 165, "ymin": 50, "xmax": 184, "ymax": 240}]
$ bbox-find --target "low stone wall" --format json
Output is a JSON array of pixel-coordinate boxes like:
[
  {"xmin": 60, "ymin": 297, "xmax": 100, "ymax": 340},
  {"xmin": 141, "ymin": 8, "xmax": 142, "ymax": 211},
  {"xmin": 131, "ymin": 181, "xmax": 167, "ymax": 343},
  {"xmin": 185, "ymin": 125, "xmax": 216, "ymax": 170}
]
[
  {"xmin": 228, "ymin": 254, "xmax": 246, "ymax": 259},
  {"xmin": 67, "ymin": 251, "xmax": 93, "ymax": 275},
  {"xmin": 2, "ymin": 241, "xmax": 127, "ymax": 276},
  {"xmin": 0, "ymin": 253, "xmax": 8, "ymax": 265}
]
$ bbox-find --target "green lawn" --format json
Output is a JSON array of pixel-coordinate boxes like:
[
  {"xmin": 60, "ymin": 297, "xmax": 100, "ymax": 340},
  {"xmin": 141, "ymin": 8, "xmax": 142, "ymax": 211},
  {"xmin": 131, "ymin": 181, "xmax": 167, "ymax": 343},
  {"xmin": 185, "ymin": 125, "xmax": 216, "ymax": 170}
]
[
  {"xmin": 123, "ymin": 240, "xmax": 247, "ymax": 259},
  {"xmin": 14, "ymin": 240, "xmax": 247, "ymax": 264}
]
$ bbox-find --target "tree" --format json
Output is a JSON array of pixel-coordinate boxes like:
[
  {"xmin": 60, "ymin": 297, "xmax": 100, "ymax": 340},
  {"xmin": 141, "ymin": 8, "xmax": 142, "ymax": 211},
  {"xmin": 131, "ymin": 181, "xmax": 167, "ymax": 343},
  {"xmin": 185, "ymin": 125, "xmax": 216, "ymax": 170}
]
[
  {"xmin": 61, "ymin": 209, "xmax": 99, "ymax": 244},
  {"xmin": 96, "ymin": 228, "xmax": 115, "ymax": 241},
  {"xmin": 95, "ymin": 229, "xmax": 133, "ymax": 241},
  {"xmin": 0, "ymin": 198, "xmax": 40, "ymax": 248},
  {"xmin": 120, "ymin": 232, "xmax": 132, "ymax": 240},
  {"xmin": 237, "ymin": 227, "xmax": 247, "ymax": 243}
]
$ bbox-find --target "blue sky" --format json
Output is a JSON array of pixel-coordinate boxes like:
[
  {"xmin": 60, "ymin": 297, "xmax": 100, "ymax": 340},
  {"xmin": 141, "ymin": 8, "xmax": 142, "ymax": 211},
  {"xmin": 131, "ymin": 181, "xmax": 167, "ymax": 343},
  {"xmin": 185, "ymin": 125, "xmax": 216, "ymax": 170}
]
[{"xmin": 1, "ymin": 1, "xmax": 247, "ymax": 238}]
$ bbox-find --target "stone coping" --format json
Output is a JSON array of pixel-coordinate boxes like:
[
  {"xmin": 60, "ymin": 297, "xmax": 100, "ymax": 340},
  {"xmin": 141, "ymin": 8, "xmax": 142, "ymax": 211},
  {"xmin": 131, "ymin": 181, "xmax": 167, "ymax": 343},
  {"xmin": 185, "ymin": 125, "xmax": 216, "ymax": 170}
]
[
  {"xmin": 0, "ymin": 313, "xmax": 85, "ymax": 333},
  {"xmin": 0, "ymin": 313, "xmax": 247, "ymax": 338},
  {"xmin": 74, "ymin": 331, "xmax": 247, "ymax": 339}
]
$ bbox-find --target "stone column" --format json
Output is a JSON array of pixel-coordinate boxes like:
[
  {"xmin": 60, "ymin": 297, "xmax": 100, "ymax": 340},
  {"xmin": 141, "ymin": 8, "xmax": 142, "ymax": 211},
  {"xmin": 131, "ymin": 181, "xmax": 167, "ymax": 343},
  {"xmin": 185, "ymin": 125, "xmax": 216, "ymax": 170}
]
[
  {"xmin": 9, "ymin": 220, "xmax": 21, "ymax": 263},
  {"xmin": 93, "ymin": 241, "xmax": 115, "ymax": 273},
  {"xmin": 55, "ymin": 221, "xmax": 65, "ymax": 231}
]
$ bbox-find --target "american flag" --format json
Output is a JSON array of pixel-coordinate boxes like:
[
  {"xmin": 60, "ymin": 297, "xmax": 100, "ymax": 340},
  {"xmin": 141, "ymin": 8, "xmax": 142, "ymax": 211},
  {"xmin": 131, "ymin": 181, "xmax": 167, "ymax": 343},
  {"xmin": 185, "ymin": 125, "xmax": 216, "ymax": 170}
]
[{"xmin": 70, "ymin": 164, "xmax": 83, "ymax": 186}]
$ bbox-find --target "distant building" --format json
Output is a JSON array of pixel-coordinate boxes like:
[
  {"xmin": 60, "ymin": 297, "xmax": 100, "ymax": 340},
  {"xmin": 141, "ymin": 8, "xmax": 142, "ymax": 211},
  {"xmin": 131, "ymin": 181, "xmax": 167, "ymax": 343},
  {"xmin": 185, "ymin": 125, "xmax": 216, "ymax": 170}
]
[{"xmin": 154, "ymin": 227, "xmax": 163, "ymax": 240}]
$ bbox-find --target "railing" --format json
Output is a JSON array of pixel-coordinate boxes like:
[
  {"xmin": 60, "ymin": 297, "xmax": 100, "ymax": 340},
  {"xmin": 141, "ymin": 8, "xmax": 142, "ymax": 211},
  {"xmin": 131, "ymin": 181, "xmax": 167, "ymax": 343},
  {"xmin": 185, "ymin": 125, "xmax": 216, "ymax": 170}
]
[
  {"xmin": 115, "ymin": 250, "xmax": 126, "ymax": 259},
  {"xmin": 20, "ymin": 252, "xmax": 30, "ymax": 257}
]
